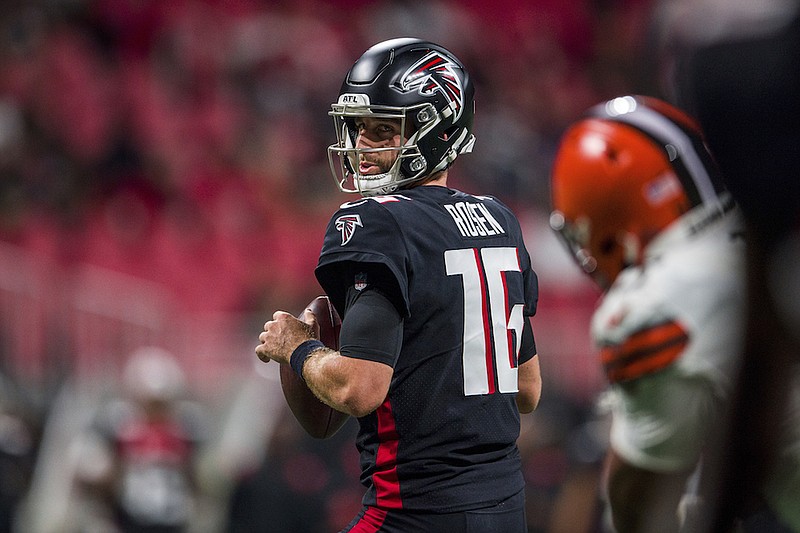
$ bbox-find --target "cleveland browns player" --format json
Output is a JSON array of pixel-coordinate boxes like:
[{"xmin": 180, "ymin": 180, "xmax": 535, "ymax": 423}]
[{"xmin": 550, "ymin": 95, "xmax": 746, "ymax": 532}]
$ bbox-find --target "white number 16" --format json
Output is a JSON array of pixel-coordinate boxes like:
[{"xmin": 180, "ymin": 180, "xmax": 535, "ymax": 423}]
[{"xmin": 445, "ymin": 247, "xmax": 524, "ymax": 396}]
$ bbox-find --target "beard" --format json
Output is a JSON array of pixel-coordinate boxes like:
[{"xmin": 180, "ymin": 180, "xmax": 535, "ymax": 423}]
[{"xmin": 359, "ymin": 153, "xmax": 396, "ymax": 175}]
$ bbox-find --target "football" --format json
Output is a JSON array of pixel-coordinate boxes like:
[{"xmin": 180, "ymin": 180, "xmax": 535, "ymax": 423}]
[{"xmin": 279, "ymin": 295, "xmax": 350, "ymax": 439}]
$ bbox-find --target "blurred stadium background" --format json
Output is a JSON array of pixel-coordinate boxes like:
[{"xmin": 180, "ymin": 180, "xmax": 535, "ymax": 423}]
[{"xmin": 0, "ymin": 0, "xmax": 664, "ymax": 531}]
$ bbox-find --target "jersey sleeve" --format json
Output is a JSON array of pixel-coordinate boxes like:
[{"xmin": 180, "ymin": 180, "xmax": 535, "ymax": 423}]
[
  {"xmin": 518, "ymin": 318, "xmax": 537, "ymax": 364},
  {"xmin": 315, "ymin": 200, "xmax": 411, "ymax": 319},
  {"xmin": 338, "ymin": 285, "xmax": 403, "ymax": 367},
  {"xmin": 522, "ymin": 251, "xmax": 539, "ymax": 318}
]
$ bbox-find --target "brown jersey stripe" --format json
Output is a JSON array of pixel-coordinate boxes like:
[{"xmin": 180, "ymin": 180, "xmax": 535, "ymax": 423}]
[{"xmin": 601, "ymin": 321, "xmax": 689, "ymax": 382}]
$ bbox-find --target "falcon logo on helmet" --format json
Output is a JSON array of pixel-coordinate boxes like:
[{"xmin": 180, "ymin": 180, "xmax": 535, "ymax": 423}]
[
  {"xmin": 397, "ymin": 52, "xmax": 465, "ymax": 121},
  {"xmin": 335, "ymin": 214, "xmax": 363, "ymax": 246}
]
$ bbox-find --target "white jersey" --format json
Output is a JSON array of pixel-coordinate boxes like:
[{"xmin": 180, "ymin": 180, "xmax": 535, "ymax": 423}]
[{"xmin": 592, "ymin": 200, "xmax": 746, "ymax": 471}]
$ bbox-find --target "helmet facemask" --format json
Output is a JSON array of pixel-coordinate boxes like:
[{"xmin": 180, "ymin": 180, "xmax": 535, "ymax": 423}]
[
  {"xmin": 328, "ymin": 99, "xmax": 445, "ymax": 196},
  {"xmin": 549, "ymin": 211, "xmax": 598, "ymax": 275},
  {"xmin": 549, "ymin": 210, "xmax": 639, "ymax": 291}
]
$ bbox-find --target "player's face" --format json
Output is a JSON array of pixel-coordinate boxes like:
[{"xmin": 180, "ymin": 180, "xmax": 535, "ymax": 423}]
[{"xmin": 354, "ymin": 117, "xmax": 404, "ymax": 175}]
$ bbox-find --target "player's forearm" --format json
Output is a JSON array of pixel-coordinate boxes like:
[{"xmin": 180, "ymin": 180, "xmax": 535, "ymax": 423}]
[
  {"xmin": 301, "ymin": 347, "xmax": 355, "ymax": 413},
  {"xmin": 303, "ymin": 348, "xmax": 391, "ymax": 417},
  {"xmin": 516, "ymin": 356, "xmax": 542, "ymax": 413},
  {"xmin": 605, "ymin": 451, "xmax": 687, "ymax": 532}
]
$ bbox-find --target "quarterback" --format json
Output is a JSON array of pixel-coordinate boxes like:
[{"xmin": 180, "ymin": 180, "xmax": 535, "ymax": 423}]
[{"xmin": 257, "ymin": 38, "xmax": 542, "ymax": 533}]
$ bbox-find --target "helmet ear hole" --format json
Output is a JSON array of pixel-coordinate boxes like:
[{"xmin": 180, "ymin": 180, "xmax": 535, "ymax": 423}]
[{"xmin": 599, "ymin": 238, "xmax": 616, "ymax": 255}]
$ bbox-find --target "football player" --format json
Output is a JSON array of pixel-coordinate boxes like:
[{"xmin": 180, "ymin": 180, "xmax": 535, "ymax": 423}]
[
  {"xmin": 549, "ymin": 95, "xmax": 747, "ymax": 531},
  {"xmin": 256, "ymin": 38, "xmax": 542, "ymax": 532},
  {"xmin": 74, "ymin": 347, "xmax": 207, "ymax": 532}
]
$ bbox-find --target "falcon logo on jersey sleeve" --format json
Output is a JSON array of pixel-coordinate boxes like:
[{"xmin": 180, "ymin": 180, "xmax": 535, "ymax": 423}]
[
  {"xmin": 335, "ymin": 214, "xmax": 363, "ymax": 246},
  {"xmin": 397, "ymin": 51, "xmax": 464, "ymax": 120}
]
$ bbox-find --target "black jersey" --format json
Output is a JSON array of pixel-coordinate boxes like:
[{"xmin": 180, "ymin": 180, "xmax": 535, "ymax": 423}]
[{"xmin": 315, "ymin": 185, "xmax": 538, "ymax": 513}]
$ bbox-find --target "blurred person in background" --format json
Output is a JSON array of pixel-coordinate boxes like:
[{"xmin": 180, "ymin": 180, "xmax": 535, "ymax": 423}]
[
  {"xmin": 0, "ymin": 372, "xmax": 38, "ymax": 533},
  {"xmin": 517, "ymin": 391, "xmax": 609, "ymax": 533},
  {"xmin": 226, "ymin": 410, "xmax": 361, "ymax": 533},
  {"xmin": 75, "ymin": 347, "xmax": 208, "ymax": 533},
  {"xmin": 655, "ymin": 1, "xmax": 800, "ymax": 530},
  {"xmin": 256, "ymin": 38, "xmax": 542, "ymax": 532},
  {"xmin": 549, "ymin": 95, "xmax": 746, "ymax": 531}
]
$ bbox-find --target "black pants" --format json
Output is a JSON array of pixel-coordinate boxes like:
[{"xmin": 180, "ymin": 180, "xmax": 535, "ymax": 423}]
[{"xmin": 339, "ymin": 489, "xmax": 527, "ymax": 533}]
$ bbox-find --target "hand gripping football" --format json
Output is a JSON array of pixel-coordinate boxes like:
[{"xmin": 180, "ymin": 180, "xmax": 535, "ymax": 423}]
[{"xmin": 279, "ymin": 295, "xmax": 350, "ymax": 438}]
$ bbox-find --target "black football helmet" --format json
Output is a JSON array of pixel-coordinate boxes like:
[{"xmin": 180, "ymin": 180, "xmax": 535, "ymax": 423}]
[{"xmin": 328, "ymin": 38, "xmax": 476, "ymax": 196}]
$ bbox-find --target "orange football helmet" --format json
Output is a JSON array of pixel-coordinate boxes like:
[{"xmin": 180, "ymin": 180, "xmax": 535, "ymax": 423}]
[{"xmin": 550, "ymin": 95, "xmax": 727, "ymax": 290}]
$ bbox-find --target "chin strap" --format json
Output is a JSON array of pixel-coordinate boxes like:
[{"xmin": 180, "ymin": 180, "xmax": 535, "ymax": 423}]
[{"xmin": 356, "ymin": 171, "xmax": 396, "ymax": 195}]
